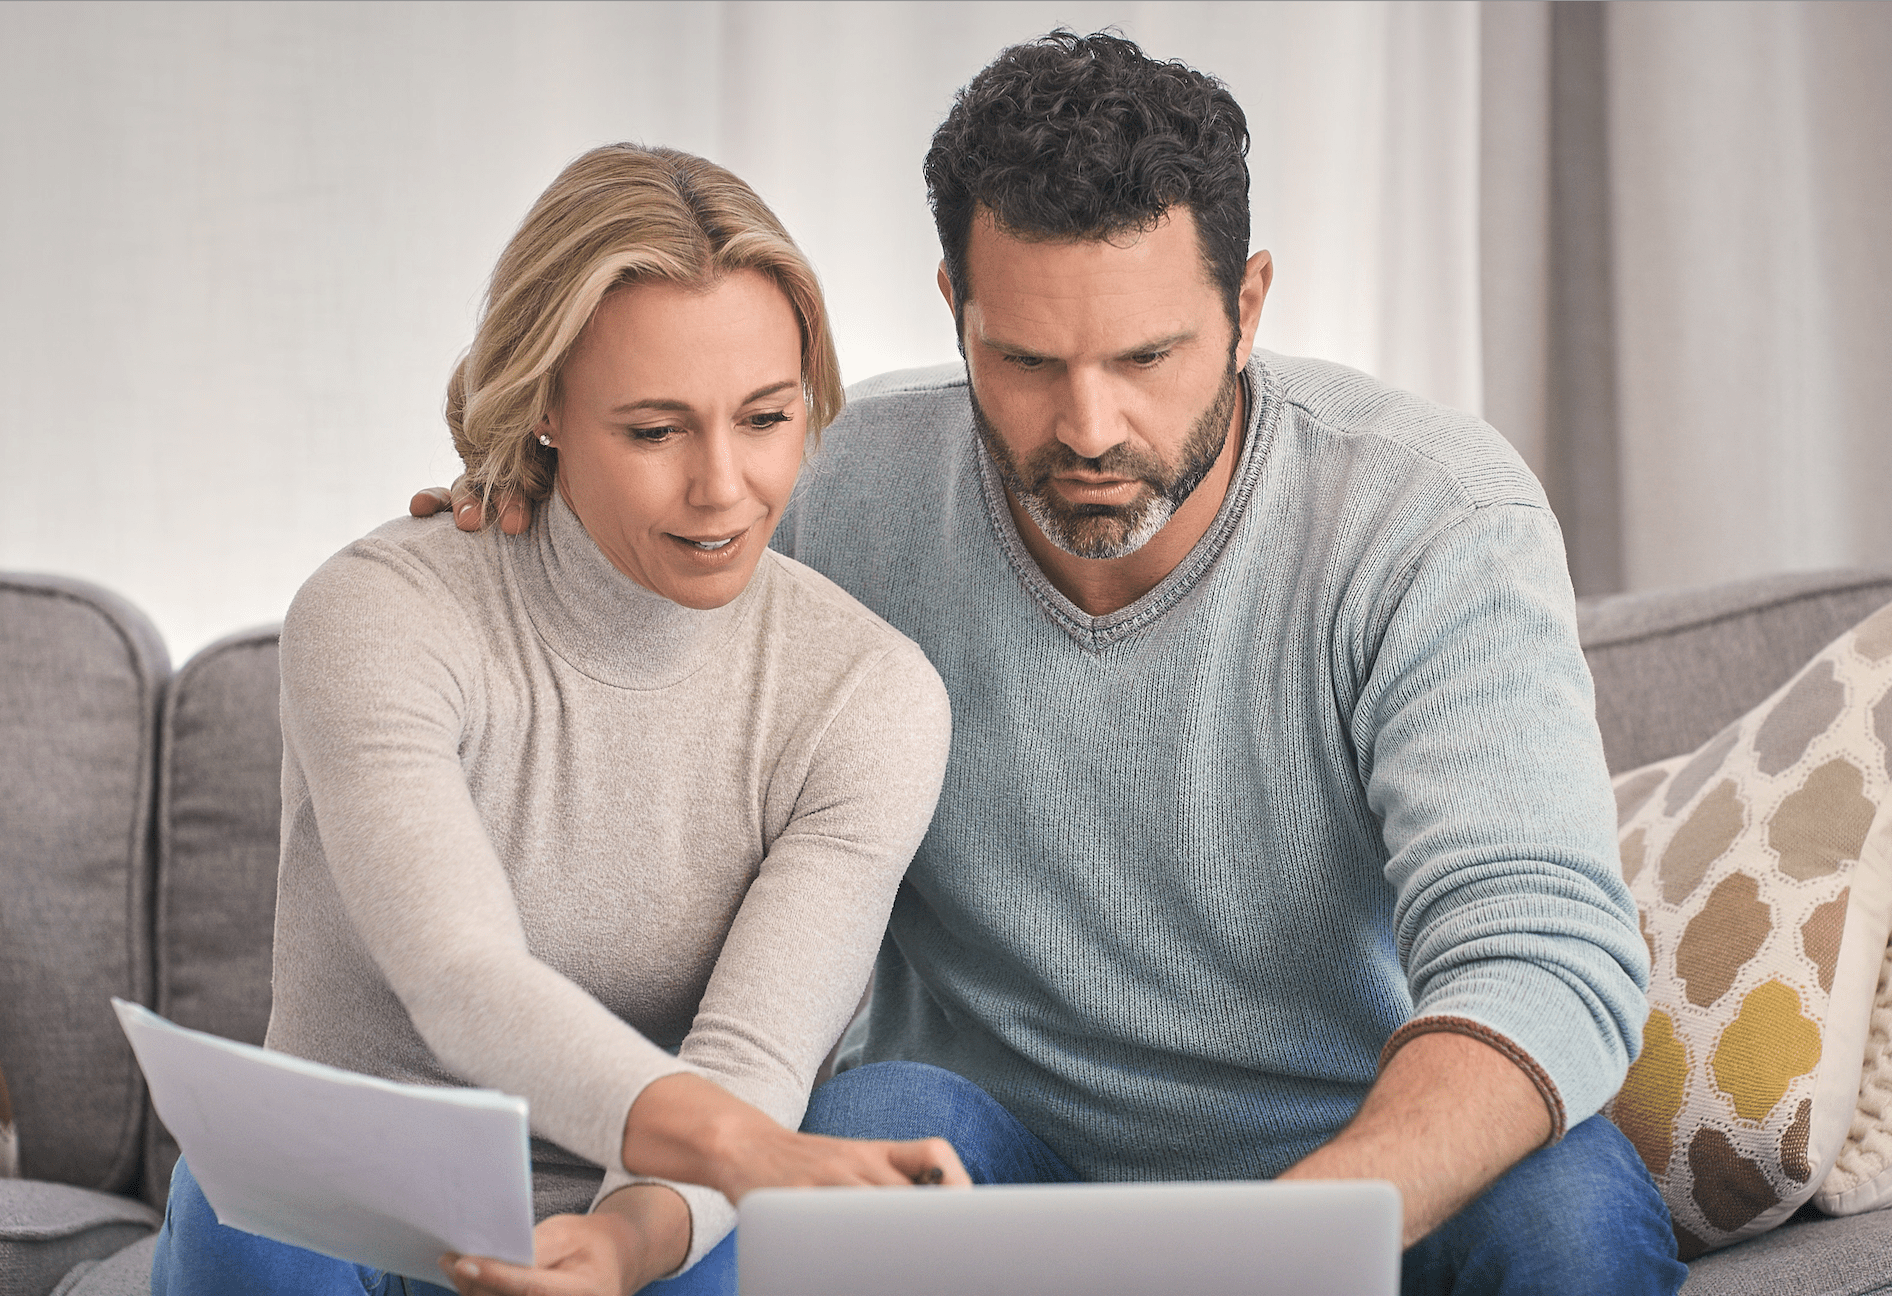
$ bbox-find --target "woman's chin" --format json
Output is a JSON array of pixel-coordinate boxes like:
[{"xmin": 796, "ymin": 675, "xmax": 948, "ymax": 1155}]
[{"xmin": 646, "ymin": 557, "xmax": 766, "ymax": 610}]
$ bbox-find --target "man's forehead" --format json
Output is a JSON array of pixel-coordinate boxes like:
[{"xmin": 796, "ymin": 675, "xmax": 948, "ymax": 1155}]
[{"xmin": 961, "ymin": 205, "xmax": 1219, "ymax": 340}]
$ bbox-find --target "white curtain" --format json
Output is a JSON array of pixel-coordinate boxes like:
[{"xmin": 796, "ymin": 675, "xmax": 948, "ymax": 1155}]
[
  {"xmin": 2, "ymin": 1, "xmax": 1885, "ymax": 661},
  {"xmin": 0, "ymin": 0, "xmax": 1482, "ymax": 660},
  {"xmin": 1481, "ymin": 0, "xmax": 1892, "ymax": 596}
]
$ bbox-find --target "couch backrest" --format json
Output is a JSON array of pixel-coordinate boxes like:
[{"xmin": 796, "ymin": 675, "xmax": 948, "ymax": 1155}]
[
  {"xmin": 144, "ymin": 627, "xmax": 282, "ymax": 1207},
  {"xmin": 1579, "ymin": 568, "xmax": 1892, "ymax": 774},
  {"xmin": 0, "ymin": 574, "xmax": 168, "ymax": 1193}
]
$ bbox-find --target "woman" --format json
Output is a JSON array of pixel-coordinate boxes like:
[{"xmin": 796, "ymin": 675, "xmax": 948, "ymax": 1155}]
[{"xmin": 150, "ymin": 143, "xmax": 966, "ymax": 1296}]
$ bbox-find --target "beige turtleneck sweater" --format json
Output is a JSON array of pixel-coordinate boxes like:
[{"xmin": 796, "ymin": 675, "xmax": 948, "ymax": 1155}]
[{"xmin": 265, "ymin": 489, "xmax": 951, "ymax": 1271}]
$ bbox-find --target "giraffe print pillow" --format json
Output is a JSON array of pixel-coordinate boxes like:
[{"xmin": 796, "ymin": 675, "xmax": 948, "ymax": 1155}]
[{"xmin": 1604, "ymin": 598, "xmax": 1892, "ymax": 1259}]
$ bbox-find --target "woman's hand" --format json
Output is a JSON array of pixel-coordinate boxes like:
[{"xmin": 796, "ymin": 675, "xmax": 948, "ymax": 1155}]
[
  {"xmin": 624, "ymin": 1072, "xmax": 971, "ymax": 1201},
  {"xmin": 439, "ymin": 1185, "xmax": 690, "ymax": 1296}
]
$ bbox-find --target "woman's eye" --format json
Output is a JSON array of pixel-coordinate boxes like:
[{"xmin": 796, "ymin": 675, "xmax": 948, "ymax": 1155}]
[
  {"xmin": 630, "ymin": 425, "xmax": 680, "ymax": 444},
  {"xmin": 745, "ymin": 411, "xmax": 793, "ymax": 431}
]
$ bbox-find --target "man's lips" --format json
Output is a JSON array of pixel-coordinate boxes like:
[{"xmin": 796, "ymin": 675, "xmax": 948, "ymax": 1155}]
[{"xmin": 1048, "ymin": 475, "xmax": 1143, "ymax": 503}]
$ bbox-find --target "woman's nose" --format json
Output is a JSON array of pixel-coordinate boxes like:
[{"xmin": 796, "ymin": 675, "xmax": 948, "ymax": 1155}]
[{"xmin": 687, "ymin": 430, "xmax": 747, "ymax": 510}]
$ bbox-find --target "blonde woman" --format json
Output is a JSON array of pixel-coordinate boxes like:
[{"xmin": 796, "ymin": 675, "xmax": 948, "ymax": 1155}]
[{"xmin": 150, "ymin": 144, "xmax": 965, "ymax": 1296}]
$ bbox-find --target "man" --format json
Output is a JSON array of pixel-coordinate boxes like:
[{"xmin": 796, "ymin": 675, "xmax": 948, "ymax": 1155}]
[{"xmin": 425, "ymin": 31, "xmax": 1683, "ymax": 1294}]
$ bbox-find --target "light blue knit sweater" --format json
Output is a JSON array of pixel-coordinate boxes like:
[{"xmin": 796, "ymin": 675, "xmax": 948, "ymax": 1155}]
[{"xmin": 774, "ymin": 352, "xmax": 1648, "ymax": 1182}]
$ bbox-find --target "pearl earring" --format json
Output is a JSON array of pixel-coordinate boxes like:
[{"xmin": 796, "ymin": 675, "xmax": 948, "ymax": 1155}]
[{"xmin": 539, "ymin": 434, "xmax": 553, "ymax": 447}]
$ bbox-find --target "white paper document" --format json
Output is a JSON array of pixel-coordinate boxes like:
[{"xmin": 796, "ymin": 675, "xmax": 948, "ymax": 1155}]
[{"xmin": 114, "ymin": 999, "xmax": 535, "ymax": 1283}]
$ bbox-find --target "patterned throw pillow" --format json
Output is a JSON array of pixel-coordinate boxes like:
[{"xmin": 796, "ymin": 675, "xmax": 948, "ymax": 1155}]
[{"xmin": 1605, "ymin": 598, "xmax": 1892, "ymax": 1259}]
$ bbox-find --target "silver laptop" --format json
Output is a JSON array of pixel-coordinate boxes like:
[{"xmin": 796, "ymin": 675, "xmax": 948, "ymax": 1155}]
[{"xmin": 737, "ymin": 1179, "xmax": 1401, "ymax": 1295}]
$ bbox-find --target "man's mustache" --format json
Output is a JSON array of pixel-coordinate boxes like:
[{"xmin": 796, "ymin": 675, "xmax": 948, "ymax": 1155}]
[{"xmin": 1016, "ymin": 443, "xmax": 1166, "ymax": 501}]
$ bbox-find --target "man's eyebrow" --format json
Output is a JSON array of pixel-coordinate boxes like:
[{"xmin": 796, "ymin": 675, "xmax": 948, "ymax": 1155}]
[
  {"xmin": 1116, "ymin": 330, "xmax": 1197, "ymax": 356},
  {"xmin": 974, "ymin": 329, "xmax": 1200, "ymax": 358},
  {"xmin": 608, "ymin": 379, "xmax": 799, "ymax": 415}
]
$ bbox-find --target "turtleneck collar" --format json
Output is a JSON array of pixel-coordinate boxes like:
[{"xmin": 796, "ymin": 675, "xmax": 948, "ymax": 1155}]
[{"xmin": 504, "ymin": 485, "xmax": 764, "ymax": 691}]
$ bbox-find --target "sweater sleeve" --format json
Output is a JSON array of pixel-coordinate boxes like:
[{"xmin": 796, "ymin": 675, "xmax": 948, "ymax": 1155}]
[
  {"xmin": 1351, "ymin": 502, "xmax": 1649, "ymax": 1138},
  {"xmin": 279, "ymin": 542, "xmax": 691, "ymax": 1175},
  {"xmin": 591, "ymin": 635, "xmax": 953, "ymax": 1268}
]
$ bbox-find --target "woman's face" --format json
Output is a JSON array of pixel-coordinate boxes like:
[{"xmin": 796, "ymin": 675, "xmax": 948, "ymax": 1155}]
[{"xmin": 545, "ymin": 270, "xmax": 807, "ymax": 610}]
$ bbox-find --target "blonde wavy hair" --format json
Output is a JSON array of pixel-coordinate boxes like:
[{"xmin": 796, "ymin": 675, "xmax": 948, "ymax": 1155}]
[{"xmin": 446, "ymin": 144, "xmax": 843, "ymax": 508}]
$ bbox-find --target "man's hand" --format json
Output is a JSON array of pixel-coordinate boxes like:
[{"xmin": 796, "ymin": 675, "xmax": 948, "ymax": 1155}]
[
  {"xmin": 1278, "ymin": 1030, "xmax": 1552, "ymax": 1248},
  {"xmin": 439, "ymin": 1184, "xmax": 688, "ymax": 1296},
  {"xmin": 410, "ymin": 478, "xmax": 534, "ymax": 535},
  {"xmin": 624, "ymin": 1072, "xmax": 970, "ymax": 1201}
]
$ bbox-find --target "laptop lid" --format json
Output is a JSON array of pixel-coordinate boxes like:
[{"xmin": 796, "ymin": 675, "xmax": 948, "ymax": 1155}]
[{"xmin": 737, "ymin": 1179, "xmax": 1401, "ymax": 1296}]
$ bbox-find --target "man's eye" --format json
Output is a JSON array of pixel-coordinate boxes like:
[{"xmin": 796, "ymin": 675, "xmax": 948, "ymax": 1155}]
[
  {"xmin": 1129, "ymin": 350, "xmax": 1171, "ymax": 368},
  {"xmin": 1004, "ymin": 354, "xmax": 1048, "ymax": 370}
]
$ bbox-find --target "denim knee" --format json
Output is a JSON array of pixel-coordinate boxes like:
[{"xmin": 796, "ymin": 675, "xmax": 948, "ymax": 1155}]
[
  {"xmin": 153, "ymin": 1157, "xmax": 454, "ymax": 1296},
  {"xmin": 802, "ymin": 1061, "xmax": 1078, "ymax": 1185},
  {"xmin": 1403, "ymin": 1116, "xmax": 1686, "ymax": 1296}
]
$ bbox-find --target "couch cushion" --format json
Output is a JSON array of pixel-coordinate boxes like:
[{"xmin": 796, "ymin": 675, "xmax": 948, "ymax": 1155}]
[
  {"xmin": 145, "ymin": 628, "xmax": 282, "ymax": 1210},
  {"xmin": 0, "ymin": 575, "xmax": 167, "ymax": 1195},
  {"xmin": 1682, "ymin": 1202, "xmax": 1892, "ymax": 1294},
  {"xmin": 48, "ymin": 1233, "xmax": 156, "ymax": 1296},
  {"xmin": 0, "ymin": 1180, "xmax": 157, "ymax": 1296},
  {"xmin": 1580, "ymin": 569, "xmax": 1892, "ymax": 773}
]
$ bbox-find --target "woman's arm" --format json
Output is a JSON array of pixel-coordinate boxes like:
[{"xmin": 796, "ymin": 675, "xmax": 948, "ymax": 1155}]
[
  {"xmin": 583, "ymin": 630, "xmax": 965, "ymax": 1269},
  {"xmin": 280, "ymin": 543, "xmax": 694, "ymax": 1168}
]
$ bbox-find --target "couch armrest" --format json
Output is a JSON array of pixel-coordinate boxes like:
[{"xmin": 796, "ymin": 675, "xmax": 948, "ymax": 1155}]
[{"xmin": 0, "ymin": 1181, "xmax": 157, "ymax": 1296}]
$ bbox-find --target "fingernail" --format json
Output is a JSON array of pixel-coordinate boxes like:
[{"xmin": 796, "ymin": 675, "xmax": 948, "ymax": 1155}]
[{"xmin": 457, "ymin": 1259, "xmax": 480, "ymax": 1278}]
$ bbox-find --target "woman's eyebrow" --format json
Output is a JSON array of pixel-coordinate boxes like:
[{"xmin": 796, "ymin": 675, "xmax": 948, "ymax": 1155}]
[
  {"xmin": 740, "ymin": 379, "xmax": 800, "ymax": 404},
  {"xmin": 609, "ymin": 379, "xmax": 798, "ymax": 416}
]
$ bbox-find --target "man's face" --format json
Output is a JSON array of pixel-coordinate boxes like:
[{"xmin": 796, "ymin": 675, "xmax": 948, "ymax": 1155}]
[{"xmin": 952, "ymin": 207, "xmax": 1246, "ymax": 561}]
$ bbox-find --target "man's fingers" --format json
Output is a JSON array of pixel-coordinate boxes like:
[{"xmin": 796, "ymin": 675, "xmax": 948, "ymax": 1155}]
[
  {"xmin": 498, "ymin": 492, "xmax": 532, "ymax": 536},
  {"xmin": 884, "ymin": 1136, "xmax": 972, "ymax": 1187},
  {"xmin": 413, "ymin": 477, "xmax": 532, "ymax": 535}
]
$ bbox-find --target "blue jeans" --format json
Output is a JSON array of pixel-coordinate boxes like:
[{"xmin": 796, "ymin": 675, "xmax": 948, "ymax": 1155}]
[
  {"xmin": 801, "ymin": 1061, "xmax": 1687, "ymax": 1296},
  {"xmin": 151, "ymin": 1157, "xmax": 736, "ymax": 1295}
]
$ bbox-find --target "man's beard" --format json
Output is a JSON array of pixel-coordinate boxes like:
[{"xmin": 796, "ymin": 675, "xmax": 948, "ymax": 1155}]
[{"xmin": 971, "ymin": 369, "xmax": 1240, "ymax": 561}]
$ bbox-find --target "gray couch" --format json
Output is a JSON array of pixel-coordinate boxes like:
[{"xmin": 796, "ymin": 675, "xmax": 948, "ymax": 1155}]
[{"xmin": 4, "ymin": 566, "xmax": 1892, "ymax": 1295}]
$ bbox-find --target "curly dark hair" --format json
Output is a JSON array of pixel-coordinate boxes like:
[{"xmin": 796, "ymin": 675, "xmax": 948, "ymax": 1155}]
[{"xmin": 925, "ymin": 29, "xmax": 1251, "ymax": 332}]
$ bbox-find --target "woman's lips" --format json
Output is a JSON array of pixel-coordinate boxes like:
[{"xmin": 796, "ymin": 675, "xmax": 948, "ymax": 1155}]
[{"xmin": 666, "ymin": 521, "xmax": 752, "ymax": 564}]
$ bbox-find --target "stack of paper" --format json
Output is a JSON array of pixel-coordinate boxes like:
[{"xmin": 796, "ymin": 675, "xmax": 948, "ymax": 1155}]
[{"xmin": 114, "ymin": 999, "xmax": 535, "ymax": 1283}]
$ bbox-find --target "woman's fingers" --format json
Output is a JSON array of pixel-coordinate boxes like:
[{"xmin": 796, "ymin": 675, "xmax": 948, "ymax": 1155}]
[
  {"xmin": 437, "ymin": 1253, "xmax": 585, "ymax": 1296},
  {"xmin": 883, "ymin": 1136, "xmax": 973, "ymax": 1188},
  {"xmin": 436, "ymin": 1216, "xmax": 618, "ymax": 1296}
]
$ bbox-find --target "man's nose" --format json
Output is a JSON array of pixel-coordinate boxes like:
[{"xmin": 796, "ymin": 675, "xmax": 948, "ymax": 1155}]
[{"xmin": 1055, "ymin": 366, "xmax": 1128, "ymax": 461}]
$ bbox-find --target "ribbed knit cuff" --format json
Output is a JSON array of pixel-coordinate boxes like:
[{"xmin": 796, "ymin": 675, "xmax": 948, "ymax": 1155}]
[
  {"xmin": 591, "ymin": 1167, "xmax": 736, "ymax": 1277},
  {"xmin": 1378, "ymin": 1015, "xmax": 1567, "ymax": 1145}
]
